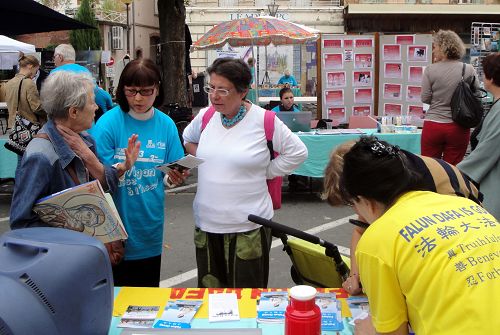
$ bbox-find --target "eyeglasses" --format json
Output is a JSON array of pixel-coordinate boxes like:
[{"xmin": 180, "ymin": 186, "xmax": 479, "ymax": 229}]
[
  {"xmin": 203, "ymin": 85, "xmax": 231, "ymax": 96},
  {"xmin": 124, "ymin": 88, "xmax": 156, "ymax": 97}
]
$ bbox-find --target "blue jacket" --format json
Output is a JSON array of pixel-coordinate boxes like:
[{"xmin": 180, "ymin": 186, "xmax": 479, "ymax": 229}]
[{"xmin": 9, "ymin": 120, "xmax": 119, "ymax": 229}]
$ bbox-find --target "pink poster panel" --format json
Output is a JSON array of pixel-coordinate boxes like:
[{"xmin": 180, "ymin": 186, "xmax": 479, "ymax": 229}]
[
  {"xmin": 352, "ymin": 105, "xmax": 372, "ymax": 116},
  {"xmin": 383, "ymin": 83, "xmax": 402, "ymax": 100},
  {"xmin": 324, "ymin": 53, "xmax": 343, "ymax": 70},
  {"xmin": 396, "ymin": 35, "xmax": 415, "ymax": 45},
  {"xmin": 355, "ymin": 38, "xmax": 373, "ymax": 48},
  {"xmin": 384, "ymin": 103, "xmax": 402, "ymax": 116},
  {"xmin": 353, "ymin": 71, "xmax": 372, "ymax": 87},
  {"xmin": 354, "ymin": 88, "xmax": 373, "ymax": 104},
  {"xmin": 354, "ymin": 53, "xmax": 373, "ymax": 69},
  {"xmin": 408, "ymin": 105, "xmax": 425, "ymax": 120},
  {"xmin": 408, "ymin": 66, "xmax": 424, "ymax": 83},
  {"xmin": 324, "ymin": 90, "xmax": 344, "ymax": 106},
  {"xmin": 324, "ymin": 39, "xmax": 342, "ymax": 49},
  {"xmin": 384, "ymin": 63, "xmax": 402, "ymax": 79},
  {"xmin": 383, "ymin": 45, "xmax": 401, "ymax": 61},
  {"xmin": 328, "ymin": 107, "xmax": 346, "ymax": 123},
  {"xmin": 326, "ymin": 71, "xmax": 346, "ymax": 88},
  {"xmin": 344, "ymin": 39, "xmax": 354, "ymax": 48},
  {"xmin": 408, "ymin": 46, "xmax": 428, "ymax": 62},
  {"xmin": 406, "ymin": 86, "xmax": 422, "ymax": 102}
]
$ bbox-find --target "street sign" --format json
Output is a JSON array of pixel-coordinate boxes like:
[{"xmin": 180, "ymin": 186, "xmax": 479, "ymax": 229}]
[{"xmin": 106, "ymin": 57, "xmax": 115, "ymax": 66}]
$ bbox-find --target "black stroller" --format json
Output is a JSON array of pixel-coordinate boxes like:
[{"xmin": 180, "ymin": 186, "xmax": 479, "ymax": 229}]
[{"xmin": 248, "ymin": 215, "xmax": 350, "ymax": 288}]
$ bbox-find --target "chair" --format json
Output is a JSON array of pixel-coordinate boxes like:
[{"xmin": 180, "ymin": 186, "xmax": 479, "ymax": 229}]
[{"xmin": 348, "ymin": 115, "xmax": 378, "ymax": 129}]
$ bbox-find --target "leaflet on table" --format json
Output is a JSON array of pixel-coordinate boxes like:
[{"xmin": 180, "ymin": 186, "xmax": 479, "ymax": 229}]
[
  {"xmin": 118, "ymin": 305, "xmax": 160, "ymax": 328},
  {"xmin": 33, "ymin": 180, "xmax": 127, "ymax": 244},
  {"xmin": 208, "ymin": 293, "xmax": 240, "ymax": 322},
  {"xmin": 155, "ymin": 154, "xmax": 204, "ymax": 173},
  {"xmin": 316, "ymin": 293, "xmax": 343, "ymax": 331},
  {"xmin": 153, "ymin": 300, "xmax": 202, "ymax": 329},
  {"xmin": 256, "ymin": 291, "xmax": 288, "ymax": 323},
  {"xmin": 347, "ymin": 296, "xmax": 370, "ymax": 326}
]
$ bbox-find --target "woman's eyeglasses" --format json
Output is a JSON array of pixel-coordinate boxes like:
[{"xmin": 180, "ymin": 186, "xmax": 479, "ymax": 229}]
[
  {"xmin": 124, "ymin": 88, "xmax": 155, "ymax": 97},
  {"xmin": 203, "ymin": 85, "xmax": 231, "ymax": 96}
]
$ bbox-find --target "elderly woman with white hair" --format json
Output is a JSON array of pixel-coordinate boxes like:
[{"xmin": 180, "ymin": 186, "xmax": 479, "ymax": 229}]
[{"xmin": 10, "ymin": 71, "xmax": 140, "ymax": 241}]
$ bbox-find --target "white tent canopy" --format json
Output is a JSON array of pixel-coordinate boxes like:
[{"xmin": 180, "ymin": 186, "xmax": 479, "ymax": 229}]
[{"xmin": 0, "ymin": 35, "xmax": 35, "ymax": 53}]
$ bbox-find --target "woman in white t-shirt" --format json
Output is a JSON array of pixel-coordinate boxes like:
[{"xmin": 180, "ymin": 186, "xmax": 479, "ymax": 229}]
[{"xmin": 183, "ymin": 58, "xmax": 307, "ymax": 288}]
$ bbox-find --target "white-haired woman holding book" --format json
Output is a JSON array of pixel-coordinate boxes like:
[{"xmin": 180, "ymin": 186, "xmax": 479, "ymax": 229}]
[{"xmin": 9, "ymin": 71, "xmax": 140, "ymax": 264}]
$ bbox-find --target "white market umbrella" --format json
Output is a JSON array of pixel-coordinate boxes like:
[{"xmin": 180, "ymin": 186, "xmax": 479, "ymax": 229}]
[{"xmin": 0, "ymin": 35, "xmax": 36, "ymax": 53}]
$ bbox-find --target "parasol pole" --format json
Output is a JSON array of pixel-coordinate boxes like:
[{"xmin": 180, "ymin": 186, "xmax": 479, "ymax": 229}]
[{"xmin": 253, "ymin": 42, "xmax": 259, "ymax": 105}]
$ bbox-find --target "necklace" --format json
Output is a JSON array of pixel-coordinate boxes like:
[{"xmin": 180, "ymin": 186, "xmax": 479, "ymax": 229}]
[{"xmin": 221, "ymin": 105, "xmax": 246, "ymax": 127}]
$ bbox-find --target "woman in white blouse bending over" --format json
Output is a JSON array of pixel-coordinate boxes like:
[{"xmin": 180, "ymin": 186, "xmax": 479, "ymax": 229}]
[{"xmin": 183, "ymin": 58, "xmax": 308, "ymax": 288}]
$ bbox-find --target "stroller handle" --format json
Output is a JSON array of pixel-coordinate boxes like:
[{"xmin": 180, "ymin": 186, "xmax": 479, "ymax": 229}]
[{"xmin": 248, "ymin": 214, "xmax": 350, "ymax": 281}]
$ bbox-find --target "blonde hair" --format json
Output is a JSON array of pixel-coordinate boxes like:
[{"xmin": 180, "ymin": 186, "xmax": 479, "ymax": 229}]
[
  {"xmin": 433, "ymin": 30, "xmax": 465, "ymax": 60},
  {"xmin": 321, "ymin": 140, "xmax": 356, "ymax": 206},
  {"xmin": 18, "ymin": 55, "xmax": 40, "ymax": 68}
]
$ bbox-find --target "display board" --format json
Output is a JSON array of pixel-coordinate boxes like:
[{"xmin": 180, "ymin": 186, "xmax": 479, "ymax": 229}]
[
  {"xmin": 320, "ymin": 34, "xmax": 375, "ymax": 124},
  {"xmin": 378, "ymin": 34, "xmax": 432, "ymax": 121}
]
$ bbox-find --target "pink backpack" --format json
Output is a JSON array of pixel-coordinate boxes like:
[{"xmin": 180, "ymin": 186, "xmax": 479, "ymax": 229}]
[{"xmin": 201, "ymin": 106, "xmax": 283, "ymax": 210}]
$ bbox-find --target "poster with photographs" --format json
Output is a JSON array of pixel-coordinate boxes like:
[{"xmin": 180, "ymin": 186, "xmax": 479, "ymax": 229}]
[
  {"xmin": 408, "ymin": 46, "xmax": 428, "ymax": 62},
  {"xmin": 354, "ymin": 88, "xmax": 373, "ymax": 104},
  {"xmin": 324, "ymin": 53, "xmax": 343, "ymax": 70},
  {"xmin": 323, "ymin": 39, "xmax": 343, "ymax": 49},
  {"xmin": 353, "ymin": 105, "xmax": 372, "ymax": 116},
  {"xmin": 326, "ymin": 71, "xmax": 346, "ymax": 88},
  {"xmin": 353, "ymin": 71, "xmax": 372, "ymax": 87},
  {"xmin": 383, "ymin": 83, "xmax": 402, "ymax": 100},
  {"xmin": 328, "ymin": 107, "xmax": 346, "ymax": 123},
  {"xmin": 324, "ymin": 90, "xmax": 344, "ymax": 106},
  {"xmin": 406, "ymin": 86, "xmax": 422, "ymax": 102},
  {"xmin": 383, "ymin": 103, "xmax": 402, "ymax": 116},
  {"xmin": 354, "ymin": 53, "xmax": 373, "ymax": 69},
  {"xmin": 321, "ymin": 34, "xmax": 375, "ymax": 119},
  {"xmin": 408, "ymin": 105, "xmax": 425, "ymax": 120},
  {"xmin": 408, "ymin": 66, "xmax": 424, "ymax": 83},
  {"xmin": 396, "ymin": 35, "xmax": 415, "ymax": 45},
  {"xmin": 383, "ymin": 45, "xmax": 401, "ymax": 61},
  {"xmin": 384, "ymin": 63, "xmax": 402, "ymax": 79}
]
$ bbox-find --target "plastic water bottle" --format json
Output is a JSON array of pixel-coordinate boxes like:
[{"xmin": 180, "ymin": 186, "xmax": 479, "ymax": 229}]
[{"xmin": 285, "ymin": 285, "xmax": 321, "ymax": 335}]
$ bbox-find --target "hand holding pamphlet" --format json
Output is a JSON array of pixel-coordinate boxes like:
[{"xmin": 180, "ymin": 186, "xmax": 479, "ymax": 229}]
[{"xmin": 155, "ymin": 154, "xmax": 204, "ymax": 173}]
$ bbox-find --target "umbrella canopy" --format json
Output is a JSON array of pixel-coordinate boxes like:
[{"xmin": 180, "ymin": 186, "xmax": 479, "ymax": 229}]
[
  {"xmin": 0, "ymin": 0, "xmax": 94, "ymax": 36},
  {"xmin": 192, "ymin": 16, "xmax": 319, "ymax": 51},
  {"xmin": 0, "ymin": 35, "xmax": 35, "ymax": 53}
]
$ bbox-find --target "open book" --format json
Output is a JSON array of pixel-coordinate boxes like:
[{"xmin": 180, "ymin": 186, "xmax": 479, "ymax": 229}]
[{"xmin": 33, "ymin": 180, "xmax": 127, "ymax": 244}]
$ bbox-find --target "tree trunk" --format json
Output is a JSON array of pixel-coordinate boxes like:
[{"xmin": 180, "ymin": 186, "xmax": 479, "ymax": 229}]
[{"xmin": 158, "ymin": 0, "xmax": 187, "ymax": 109}]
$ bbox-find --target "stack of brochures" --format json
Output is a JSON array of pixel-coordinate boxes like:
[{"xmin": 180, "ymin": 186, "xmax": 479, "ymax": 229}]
[
  {"xmin": 347, "ymin": 296, "xmax": 370, "ymax": 326},
  {"xmin": 118, "ymin": 305, "xmax": 160, "ymax": 328},
  {"xmin": 153, "ymin": 300, "xmax": 203, "ymax": 329},
  {"xmin": 256, "ymin": 291, "xmax": 288, "ymax": 323},
  {"xmin": 316, "ymin": 292, "xmax": 343, "ymax": 331},
  {"xmin": 208, "ymin": 293, "xmax": 240, "ymax": 322}
]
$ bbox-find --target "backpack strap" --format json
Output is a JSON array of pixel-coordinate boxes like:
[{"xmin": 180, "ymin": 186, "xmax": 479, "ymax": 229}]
[
  {"xmin": 461, "ymin": 62, "xmax": 466, "ymax": 79},
  {"xmin": 264, "ymin": 110, "xmax": 276, "ymax": 161},
  {"xmin": 201, "ymin": 105, "xmax": 216, "ymax": 132}
]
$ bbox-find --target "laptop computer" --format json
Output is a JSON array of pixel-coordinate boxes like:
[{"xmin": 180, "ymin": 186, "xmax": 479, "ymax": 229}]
[{"xmin": 276, "ymin": 111, "xmax": 312, "ymax": 132}]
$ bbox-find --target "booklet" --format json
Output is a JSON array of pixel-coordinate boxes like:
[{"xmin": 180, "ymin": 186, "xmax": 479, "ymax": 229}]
[
  {"xmin": 155, "ymin": 154, "xmax": 204, "ymax": 173},
  {"xmin": 256, "ymin": 291, "xmax": 288, "ymax": 323},
  {"xmin": 33, "ymin": 180, "xmax": 127, "ymax": 243},
  {"xmin": 153, "ymin": 300, "xmax": 203, "ymax": 329},
  {"xmin": 316, "ymin": 293, "xmax": 343, "ymax": 331},
  {"xmin": 118, "ymin": 305, "xmax": 160, "ymax": 328},
  {"xmin": 347, "ymin": 296, "xmax": 370, "ymax": 326},
  {"xmin": 208, "ymin": 293, "xmax": 240, "ymax": 322}
]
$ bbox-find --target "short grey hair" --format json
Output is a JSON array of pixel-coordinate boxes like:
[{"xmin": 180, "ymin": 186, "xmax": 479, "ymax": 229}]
[
  {"xmin": 40, "ymin": 71, "xmax": 94, "ymax": 120},
  {"xmin": 54, "ymin": 44, "xmax": 76, "ymax": 61}
]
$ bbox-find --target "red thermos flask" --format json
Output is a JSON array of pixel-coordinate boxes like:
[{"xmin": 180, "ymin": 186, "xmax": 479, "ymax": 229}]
[{"xmin": 285, "ymin": 285, "xmax": 321, "ymax": 335}]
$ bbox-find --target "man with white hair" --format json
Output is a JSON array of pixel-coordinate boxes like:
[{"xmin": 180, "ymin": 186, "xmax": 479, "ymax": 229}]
[{"xmin": 277, "ymin": 69, "xmax": 298, "ymax": 87}]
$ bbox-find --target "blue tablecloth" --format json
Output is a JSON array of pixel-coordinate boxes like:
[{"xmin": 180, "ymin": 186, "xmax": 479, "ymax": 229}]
[
  {"xmin": 294, "ymin": 130, "xmax": 421, "ymax": 178},
  {"xmin": 0, "ymin": 136, "xmax": 17, "ymax": 179},
  {"xmin": 247, "ymin": 88, "xmax": 301, "ymax": 104}
]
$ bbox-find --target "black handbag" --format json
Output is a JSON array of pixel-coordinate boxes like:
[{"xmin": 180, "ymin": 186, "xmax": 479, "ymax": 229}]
[{"xmin": 4, "ymin": 79, "xmax": 41, "ymax": 155}]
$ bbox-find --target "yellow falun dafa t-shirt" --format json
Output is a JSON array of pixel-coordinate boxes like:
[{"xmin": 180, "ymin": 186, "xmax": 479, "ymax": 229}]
[{"xmin": 356, "ymin": 191, "xmax": 500, "ymax": 335}]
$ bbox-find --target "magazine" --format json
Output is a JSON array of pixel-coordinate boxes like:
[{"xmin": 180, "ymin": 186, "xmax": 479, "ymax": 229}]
[
  {"xmin": 208, "ymin": 293, "xmax": 240, "ymax": 322},
  {"xmin": 155, "ymin": 154, "xmax": 204, "ymax": 173},
  {"xmin": 347, "ymin": 296, "xmax": 370, "ymax": 326},
  {"xmin": 153, "ymin": 300, "xmax": 203, "ymax": 329},
  {"xmin": 316, "ymin": 293, "xmax": 343, "ymax": 331},
  {"xmin": 118, "ymin": 305, "xmax": 160, "ymax": 328},
  {"xmin": 33, "ymin": 180, "xmax": 127, "ymax": 243},
  {"xmin": 256, "ymin": 291, "xmax": 288, "ymax": 323}
]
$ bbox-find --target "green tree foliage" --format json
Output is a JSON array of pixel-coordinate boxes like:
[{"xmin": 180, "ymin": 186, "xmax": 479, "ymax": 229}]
[{"xmin": 70, "ymin": 0, "xmax": 101, "ymax": 50}]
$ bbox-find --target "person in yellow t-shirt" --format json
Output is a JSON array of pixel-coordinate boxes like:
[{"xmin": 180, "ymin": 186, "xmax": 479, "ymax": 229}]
[{"xmin": 337, "ymin": 136, "xmax": 500, "ymax": 335}]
